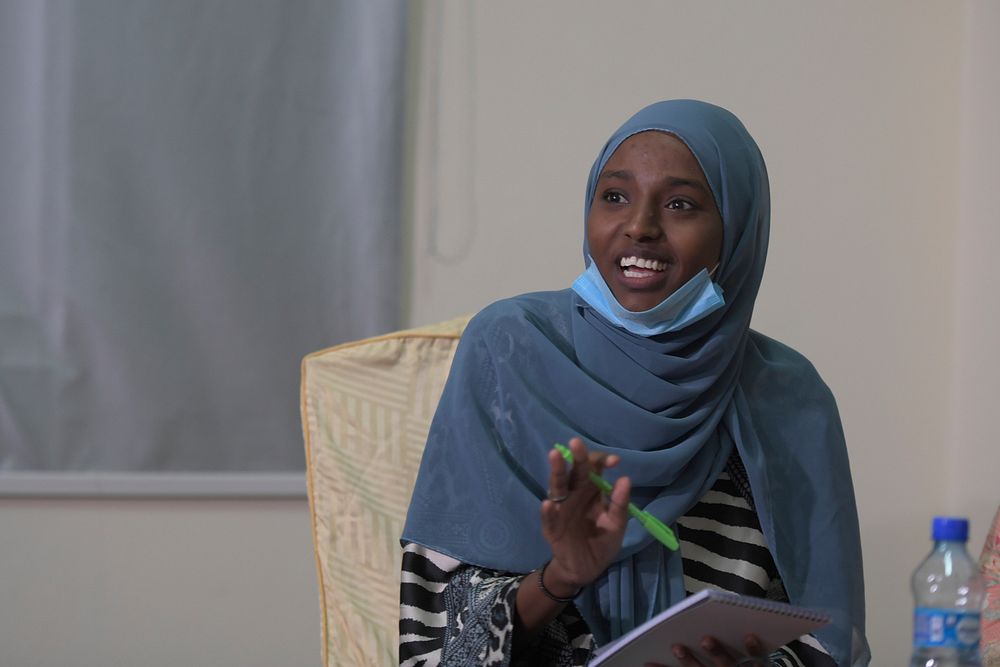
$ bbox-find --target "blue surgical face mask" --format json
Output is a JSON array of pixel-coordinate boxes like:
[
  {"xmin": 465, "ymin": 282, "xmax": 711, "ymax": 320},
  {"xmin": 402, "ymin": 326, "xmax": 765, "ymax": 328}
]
[{"xmin": 571, "ymin": 259, "xmax": 724, "ymax": 336}]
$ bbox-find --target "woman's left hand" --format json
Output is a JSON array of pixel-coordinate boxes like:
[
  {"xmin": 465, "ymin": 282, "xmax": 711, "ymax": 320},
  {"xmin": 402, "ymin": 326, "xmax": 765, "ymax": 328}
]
[{"xmin": 644, "ymin": 634, "xmax": 769, "ymax": 667}]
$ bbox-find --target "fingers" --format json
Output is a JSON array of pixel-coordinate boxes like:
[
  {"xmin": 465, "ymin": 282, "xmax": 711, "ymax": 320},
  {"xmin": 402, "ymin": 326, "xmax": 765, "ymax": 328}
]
[
  {"xmin": 671, "ymin": 644, "xmax": 706, "ymax": 667},
  {"xmin": 700, "ymin": 636, "xmax": 737, "ymax": 666},
  {"xmin": 574, "ymin": 437, "xmax": 619, "ymax": 474},
  {"xmin": 547, "ymin": 447, "xmax": 569, "ymax": 501},
  {"xmin": 605, "ymin": 474, "xmax": 631, "ymax": 529},
  {"xmin": 567, "ymin": 437, "xmax": 591, "ymax": 489},
  {"xmin": 670, "ymin": 638, "xmax": 753, "ymax": 667},
  {"xmin": 739, "ymin": 635, "xmax": 766, "ymax": 666},
  {"xmin": 564, "ymin": 438, "xmax": 602, "ymax": 503},
  {"xmin": 539, "ymin": 496, "xmax": 560, "ymax": 535},
  {"xmin": 569, "ymin": 437, "xmax": 619, "ymax": 482},
  {"xmin": 556, "ymin": 438, "xmax": 629, "ymax": 510},
  {"xmin": 661, "ymin": 636, "xmax": 766, "ymax": 667},
  {"xmin": 546, "ymin": 437, "xmax": 630, "ymax": 525},
  {"xmin": 743, "ymin": 634, "xmax": 765, "ymax": 659}
]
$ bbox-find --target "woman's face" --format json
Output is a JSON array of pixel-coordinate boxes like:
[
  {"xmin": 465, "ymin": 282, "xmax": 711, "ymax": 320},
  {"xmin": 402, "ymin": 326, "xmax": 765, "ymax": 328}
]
[{"xmin": 587, "ymin": 131, "xmax": 723, "ymax": 312}]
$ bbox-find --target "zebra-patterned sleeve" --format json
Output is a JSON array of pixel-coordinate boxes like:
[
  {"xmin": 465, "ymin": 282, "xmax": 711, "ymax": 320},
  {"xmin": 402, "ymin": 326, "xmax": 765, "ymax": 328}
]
[
  {"xmin": 679, "ymin": 457, "xmax": 838, "ymax": 667},
  {"xmin": 770, "ymin": 636, "xmax": 838, "ymax": 667},
  {"xmin": 399, "ymin": 543, "xmax": 594, "ymax": 667}
]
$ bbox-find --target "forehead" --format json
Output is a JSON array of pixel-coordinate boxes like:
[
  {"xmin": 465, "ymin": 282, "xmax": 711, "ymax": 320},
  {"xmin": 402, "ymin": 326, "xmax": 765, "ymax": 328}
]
[{"xmin": 601, "ymin": 131, "xmax": 704, "ymax": 178}]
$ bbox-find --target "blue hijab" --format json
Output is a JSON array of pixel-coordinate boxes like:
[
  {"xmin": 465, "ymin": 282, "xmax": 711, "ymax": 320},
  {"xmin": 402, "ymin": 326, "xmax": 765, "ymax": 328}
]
[{"xmin": 403, "ymin": 100, "xmax": 868, "ymax": 666}]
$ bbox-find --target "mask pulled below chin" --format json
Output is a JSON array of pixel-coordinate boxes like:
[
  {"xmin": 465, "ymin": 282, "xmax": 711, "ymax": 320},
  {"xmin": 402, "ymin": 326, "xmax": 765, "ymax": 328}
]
[{"xmin": 571, "ymin": 260, "xmax": 724, "ymax": 337}]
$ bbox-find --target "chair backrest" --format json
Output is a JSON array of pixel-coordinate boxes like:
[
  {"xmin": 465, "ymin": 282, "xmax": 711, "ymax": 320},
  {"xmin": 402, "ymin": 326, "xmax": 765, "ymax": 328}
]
[{"xmin": 300, "ymin": 316, "xmax": 471, "ymax": 667}]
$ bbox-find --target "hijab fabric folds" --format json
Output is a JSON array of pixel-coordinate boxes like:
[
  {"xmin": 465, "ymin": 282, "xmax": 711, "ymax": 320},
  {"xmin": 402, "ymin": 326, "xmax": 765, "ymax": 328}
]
[{"xmin": 402, "ymin": 100, "xmax": 868, "ymax": 666}]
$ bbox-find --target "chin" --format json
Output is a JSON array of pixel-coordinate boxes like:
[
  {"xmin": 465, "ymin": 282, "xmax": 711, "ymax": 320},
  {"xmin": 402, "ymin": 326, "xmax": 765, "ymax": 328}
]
[{"xmin": 619, "ymin": 296, "xmax": 661, "ymax": 313}]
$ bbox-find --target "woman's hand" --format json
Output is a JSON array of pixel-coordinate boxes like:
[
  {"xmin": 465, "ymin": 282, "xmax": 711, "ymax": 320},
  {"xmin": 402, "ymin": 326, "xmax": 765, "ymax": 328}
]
[
  {"xmin": 539, "ymin": 437, "xmax": 631, "ymax": 594},
  {"xmin": 645, "ymin": 634, "xmax": 768, "ymax": 667}
]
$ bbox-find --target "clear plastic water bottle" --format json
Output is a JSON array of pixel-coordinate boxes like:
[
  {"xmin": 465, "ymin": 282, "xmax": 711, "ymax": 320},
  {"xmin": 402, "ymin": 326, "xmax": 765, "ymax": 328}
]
[{"xmin": 910, "ymin": 517, "xmax": 986, "ymax": 667}]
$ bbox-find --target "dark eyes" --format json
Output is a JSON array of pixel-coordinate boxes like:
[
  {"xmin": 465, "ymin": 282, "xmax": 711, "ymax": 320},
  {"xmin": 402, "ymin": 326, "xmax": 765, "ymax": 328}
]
[
  {"xmin": 600, "ymin": 190, "xmax": 695, "ymax": 210},
  {"xmin": 602, "ymin": 191, "xmax": 627, "ymax": 204},
  {"xmin": 666, "ymin": 199, "xmax": 695, "ymax": 211}
]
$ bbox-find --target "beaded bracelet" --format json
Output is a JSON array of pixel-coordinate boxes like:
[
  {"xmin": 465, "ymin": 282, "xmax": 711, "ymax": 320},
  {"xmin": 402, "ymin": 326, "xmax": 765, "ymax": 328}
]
[{"xmin": 537, "ymin": 561, "xmax": 581, "ymax": 603}]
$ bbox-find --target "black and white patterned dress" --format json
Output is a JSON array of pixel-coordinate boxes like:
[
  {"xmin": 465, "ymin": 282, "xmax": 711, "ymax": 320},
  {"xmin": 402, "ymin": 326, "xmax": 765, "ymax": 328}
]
[{"xmin": 399, "ymin": 454, "xmax": 836, "ymax": 667}]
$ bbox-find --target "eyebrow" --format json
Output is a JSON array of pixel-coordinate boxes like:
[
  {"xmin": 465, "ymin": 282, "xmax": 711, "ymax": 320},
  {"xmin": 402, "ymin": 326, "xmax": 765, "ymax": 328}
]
[{"xmin": 598, "ymin": 169, "xmax": 709, "ymax": 193}]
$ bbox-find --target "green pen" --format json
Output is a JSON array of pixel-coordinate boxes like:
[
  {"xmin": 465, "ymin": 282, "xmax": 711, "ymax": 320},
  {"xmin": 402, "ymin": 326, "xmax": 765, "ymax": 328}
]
[{"xmin": 553, "ymin": 442, "xmax": 679, "ymax": 551}]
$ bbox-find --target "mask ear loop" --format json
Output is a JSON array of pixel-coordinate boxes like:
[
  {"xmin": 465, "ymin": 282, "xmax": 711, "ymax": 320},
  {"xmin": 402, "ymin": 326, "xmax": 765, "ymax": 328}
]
[{"xmin": 708, "ymin": 262, "xmax": 721, "ymax": 280}]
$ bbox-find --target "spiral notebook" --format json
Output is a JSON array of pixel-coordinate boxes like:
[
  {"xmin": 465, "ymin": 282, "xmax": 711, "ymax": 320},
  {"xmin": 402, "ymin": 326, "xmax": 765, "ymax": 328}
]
[{"xmin": 589, "ymin": 589, "xmax": 830, "ymax": 667}]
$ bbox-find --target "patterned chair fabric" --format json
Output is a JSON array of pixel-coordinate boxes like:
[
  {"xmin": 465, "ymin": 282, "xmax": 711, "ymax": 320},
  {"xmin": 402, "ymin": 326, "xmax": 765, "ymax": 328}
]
[{"xmin": 300, "ymin": 316, "xmax": 472, "ymax": 667}]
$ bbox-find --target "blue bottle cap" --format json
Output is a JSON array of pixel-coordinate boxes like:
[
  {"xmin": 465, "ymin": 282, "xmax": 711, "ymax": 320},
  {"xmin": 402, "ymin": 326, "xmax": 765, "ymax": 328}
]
[{"xmin": 932, "ymin": 516, "xmax": 969, "ymax": 541}]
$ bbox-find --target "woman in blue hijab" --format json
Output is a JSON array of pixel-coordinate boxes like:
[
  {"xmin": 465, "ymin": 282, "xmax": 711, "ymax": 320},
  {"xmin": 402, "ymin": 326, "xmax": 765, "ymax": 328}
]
[{"xmin": 400, "ymin": 100, "xmax": 869, "ymax": 667}]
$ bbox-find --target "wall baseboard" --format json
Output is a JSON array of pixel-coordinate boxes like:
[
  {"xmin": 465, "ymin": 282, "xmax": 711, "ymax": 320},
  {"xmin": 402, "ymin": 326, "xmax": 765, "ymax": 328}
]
[{"xmin": 0, "ymin": 472, "xmax": 306, "ymax": 498}]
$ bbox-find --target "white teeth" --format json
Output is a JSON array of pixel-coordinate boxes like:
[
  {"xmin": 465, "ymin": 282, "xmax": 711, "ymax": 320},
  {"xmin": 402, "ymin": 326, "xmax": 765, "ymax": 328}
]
[{"xmin": 619, "ymin": 256, "xmax": 665, "ymax": 271}]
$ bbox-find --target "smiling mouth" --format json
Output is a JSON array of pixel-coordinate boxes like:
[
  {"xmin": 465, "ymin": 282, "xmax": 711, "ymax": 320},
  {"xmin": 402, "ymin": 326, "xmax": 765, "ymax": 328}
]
[{"xmin": 619, "ymin": 255, "xmax": 667, "ymax": 279}]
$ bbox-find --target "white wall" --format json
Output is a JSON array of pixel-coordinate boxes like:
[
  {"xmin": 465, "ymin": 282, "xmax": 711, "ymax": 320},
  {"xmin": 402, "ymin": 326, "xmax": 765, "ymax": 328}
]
[
  {"xmin": 0, "ymin": 497, "xmax": 319, "ymax": 667},
  {"xmin": 2, "ymin": 3, "xmax": 997, "ymax": 667},
  {"xmin": 952, "ymin": 0, "xmax": 1000, "ymax": 559},
  {"xmin": 406, "ymin": 1, "xmax": 998, "ymax": 665}
]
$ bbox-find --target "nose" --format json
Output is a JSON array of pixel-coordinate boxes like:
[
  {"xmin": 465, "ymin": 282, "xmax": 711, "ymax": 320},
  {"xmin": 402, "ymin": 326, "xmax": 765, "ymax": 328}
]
[{"xmin": 624, "ymin": 198, "xmax": 663, "ymax": 242}]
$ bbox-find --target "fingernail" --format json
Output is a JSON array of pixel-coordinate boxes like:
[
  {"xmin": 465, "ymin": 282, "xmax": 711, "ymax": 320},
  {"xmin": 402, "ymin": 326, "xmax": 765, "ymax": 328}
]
[{"xmin": 672, "ymin": 645, "xmax": 686, "ymax": 659}]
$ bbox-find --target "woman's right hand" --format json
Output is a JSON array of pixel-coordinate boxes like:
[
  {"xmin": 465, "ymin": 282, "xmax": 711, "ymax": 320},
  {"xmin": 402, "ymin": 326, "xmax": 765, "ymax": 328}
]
[
  {"xmin": 539, "ymin": 437, "xmax": 632, "ymax": 593},
  {"xmin": 512, "ymin": 437, "xmax": 632, "ymax": 651}
]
